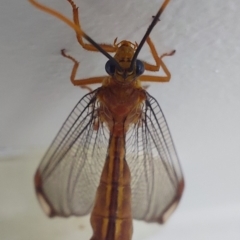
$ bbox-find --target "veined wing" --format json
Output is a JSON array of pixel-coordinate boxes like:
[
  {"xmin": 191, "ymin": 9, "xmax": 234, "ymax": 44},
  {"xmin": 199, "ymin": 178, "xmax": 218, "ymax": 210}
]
[
  {"xmin": 126, "ymin": 92, "xmax": 184, "ymax": 224},
  {"xmin": 35, "ymin": 88, "xmax": 184, "ymax": 223},
  {"xmin": 35, "ymin": 88, "xmax": 110, "ymax": 217}
]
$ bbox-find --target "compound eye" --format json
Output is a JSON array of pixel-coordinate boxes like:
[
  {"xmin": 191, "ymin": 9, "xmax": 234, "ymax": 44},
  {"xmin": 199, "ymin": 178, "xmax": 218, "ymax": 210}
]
[
  {"xmin": 136, "ymin": 60, "xmax": 145, "ymax": 76},
  {"xmin": 105, "ymin": 60, "xmax": 115, "ymax": 75}
]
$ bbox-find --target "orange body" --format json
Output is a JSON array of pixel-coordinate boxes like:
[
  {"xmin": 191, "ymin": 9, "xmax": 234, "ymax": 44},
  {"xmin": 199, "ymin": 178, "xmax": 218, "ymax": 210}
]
[
  {"xmin": 90, "ymin": 81, "xmax": 146, "ymax": 240},
  {"xmin": 90, "ymin": 134, "xmax": 132, "ymax": 240},
  {"xmin": 29, "ymin": 1, "xmax": 184, "ymax": 240}
]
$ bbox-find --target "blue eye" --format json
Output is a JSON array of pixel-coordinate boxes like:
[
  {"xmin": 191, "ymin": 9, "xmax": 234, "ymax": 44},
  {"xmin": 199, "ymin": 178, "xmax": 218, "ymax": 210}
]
[
  {"xmin": 136, "ymin": 60, "xmax": 144, "ymax": 76},
  {"xmin": 105, "ymin": 60, "xmax": 115, "ymax": 75}
]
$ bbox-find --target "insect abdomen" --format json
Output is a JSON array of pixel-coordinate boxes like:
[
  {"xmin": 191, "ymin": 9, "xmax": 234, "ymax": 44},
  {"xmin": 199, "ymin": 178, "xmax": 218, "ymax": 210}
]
[{"xmin": 90, "ymin": 134, "xmax": 132, "ymax": 240}]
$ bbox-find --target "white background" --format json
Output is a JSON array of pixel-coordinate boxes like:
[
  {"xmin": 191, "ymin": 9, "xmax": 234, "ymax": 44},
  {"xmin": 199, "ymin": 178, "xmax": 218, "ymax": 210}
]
[{"xmin": 0, "ymin": 0, "xmax": 240, "ymax": 239}]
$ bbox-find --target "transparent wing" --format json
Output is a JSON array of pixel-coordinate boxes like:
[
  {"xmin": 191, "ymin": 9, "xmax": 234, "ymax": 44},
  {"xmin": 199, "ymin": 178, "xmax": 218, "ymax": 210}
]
[
  {"xmin": 35, "ymin": 88, "xmax": 109, "ymax": 217},
  {"xmin": 35, "ymin": 89, "xmax": 184, "ymax": 223},
  {"xmin": 126, "ymin": 92, "xmax": 184, "ymax": 224}
]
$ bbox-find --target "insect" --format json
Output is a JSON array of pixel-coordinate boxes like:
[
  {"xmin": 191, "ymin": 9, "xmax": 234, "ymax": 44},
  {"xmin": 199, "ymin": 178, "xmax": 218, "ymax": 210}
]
[{"xmin": 29, "ymin": 0, "xmax": 184, "ymax": 240}]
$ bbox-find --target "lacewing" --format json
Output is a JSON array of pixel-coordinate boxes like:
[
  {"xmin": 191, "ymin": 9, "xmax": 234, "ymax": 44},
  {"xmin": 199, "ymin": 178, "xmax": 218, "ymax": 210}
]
[{"xmin": 29, "ymin": 0, "xmax": 184, "ymax": 239}]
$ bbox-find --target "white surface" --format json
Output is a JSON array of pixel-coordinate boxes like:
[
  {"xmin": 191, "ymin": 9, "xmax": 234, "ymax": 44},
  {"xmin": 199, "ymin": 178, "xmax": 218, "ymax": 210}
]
[{"xmin": 1, "ymin": 0, "xmax": 240, "ymax": 239}]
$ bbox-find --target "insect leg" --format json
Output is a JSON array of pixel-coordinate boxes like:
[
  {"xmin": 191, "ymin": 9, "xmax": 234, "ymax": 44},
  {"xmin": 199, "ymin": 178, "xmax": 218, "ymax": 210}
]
[
  {"xmin": 61, "ymin": 49, "xmax": 107, "ymax": 86},
  {"xmin": 67, "ymin": 0, "xmax": 116, "ymax": 53},
  {"xmin": 139, "ymin": 37, "xmax": 175, "ymax": 82},
  {"xmin": 144, "ymin": 37, "xmax": 175, "ymax": 71},
  {"xmin": 29, "ymin": 0, "xmax": 117, "ymax": 54}
]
